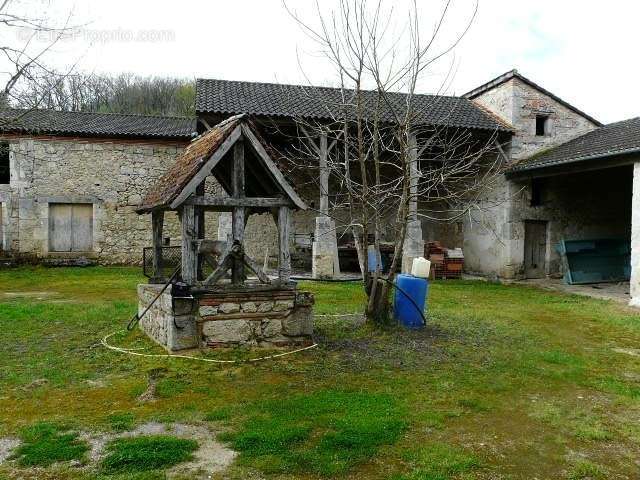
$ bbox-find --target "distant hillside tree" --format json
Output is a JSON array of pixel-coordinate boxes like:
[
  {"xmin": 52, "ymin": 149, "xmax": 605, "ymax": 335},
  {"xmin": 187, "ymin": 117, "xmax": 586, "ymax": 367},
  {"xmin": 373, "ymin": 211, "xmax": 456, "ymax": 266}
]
[{"xmin": 13, "ymin": 73, "xmax": 195, "ymax": 117}]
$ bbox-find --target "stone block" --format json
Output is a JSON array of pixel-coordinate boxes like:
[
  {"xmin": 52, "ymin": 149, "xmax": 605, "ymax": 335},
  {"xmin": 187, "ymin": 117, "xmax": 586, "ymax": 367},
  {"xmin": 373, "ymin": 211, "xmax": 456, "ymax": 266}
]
[
  {"xmin": 261, "ymin": 318, "xmax": 282, "ymax": 338},
  {"xmin": 257, "ymin": 301, "xmax": 273, "ymax": 313},
  {"xmin": 219, "ymin": 302, "xmax": 240, "ymax": 314},
  {"xmin": 202, "ymin": 319, "xmax": 255, "ymax": 343},
  {"xmin": 242, "ymin": 301, "xmax": 258, "ymax": 313},
  {"xmin": 273, "ymin": 299, "xmax": 294, "ymax": 312},
  {"xmin": 282, "ymin": 306, "xmax": 313, "ymax": 336},
  {"xmin": 312, "ymin": 254, "xmax": 335, "ymax": 279},
  {"xmin": 199, "ymin": 305, "xmax": 218, "ymax": 316},
  {"xmin": 168, "ymin": 314, "xmax": 198, "ymax": 350}
]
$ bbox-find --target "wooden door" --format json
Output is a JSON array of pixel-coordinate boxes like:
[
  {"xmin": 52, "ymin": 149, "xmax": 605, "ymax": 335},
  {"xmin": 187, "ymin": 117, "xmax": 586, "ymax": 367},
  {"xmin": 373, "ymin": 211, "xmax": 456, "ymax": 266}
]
[
  {"xmin": 49, "ymin": 203, "xmax": 93, "ymax": 252},
  {"xmin": 71, "ymin": 204, "xmax": 93, "ymax": 251},
  {"xmin": 49, "ymin": 203, "xmax": 73, "ymax": 252},
  {"xmin": 524, "ymin": 220, "xmax": 547, "ymax": 278}
]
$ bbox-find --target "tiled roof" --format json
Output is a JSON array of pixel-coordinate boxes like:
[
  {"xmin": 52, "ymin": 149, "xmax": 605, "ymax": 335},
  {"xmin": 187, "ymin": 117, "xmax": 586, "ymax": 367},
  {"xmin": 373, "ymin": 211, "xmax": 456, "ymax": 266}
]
[
  {"xmin": 196, "ymin": 78, "xmax": 512, "ymax": 132},
  {"xmin": 510, "ymin": 117, "xmax": 640, "ymax": 173},
  {"xmin": 464, "ymin": 69, "xmax": 603, "ymax": 127},
  {"xmin": 0, "ymin": 108, "xmax": 197, "ymax": 140}
]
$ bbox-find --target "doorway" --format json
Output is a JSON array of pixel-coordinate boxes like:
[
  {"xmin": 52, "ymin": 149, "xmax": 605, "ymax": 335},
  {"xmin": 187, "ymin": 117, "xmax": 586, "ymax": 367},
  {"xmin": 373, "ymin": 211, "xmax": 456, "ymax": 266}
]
[{"xmin": 524, "ymin": 220, "xmax": 547, "ymax": 278}]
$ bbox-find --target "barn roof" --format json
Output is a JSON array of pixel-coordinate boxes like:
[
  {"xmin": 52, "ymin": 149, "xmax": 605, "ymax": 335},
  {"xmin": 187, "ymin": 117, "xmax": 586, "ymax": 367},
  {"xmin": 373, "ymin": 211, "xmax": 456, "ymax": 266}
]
[
  {"xmin": 195, "ymin": 78, "xmax": 512, "ymax": 132},
  {"xmin": 509, "ymin": 117, "xmax": 640, "ymax": 174},
  {"xmin": 0, "ymin": 108, "xmax": 197, "ymax": 140},
  {"xmin": 137, "ymin": 114, "xmax": 306, "ymax": 213}
]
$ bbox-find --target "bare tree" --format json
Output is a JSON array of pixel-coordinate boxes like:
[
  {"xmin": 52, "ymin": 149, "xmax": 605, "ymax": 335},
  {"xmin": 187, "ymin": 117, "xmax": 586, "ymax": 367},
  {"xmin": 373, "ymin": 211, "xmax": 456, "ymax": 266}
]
[
  {"xmin": 283, "ymin": 0, "xmax": 507, "ymax": 322},
  {"xmin": 0, "ymin": 0, "xmax": 80, "ymax": 112},
  {"xmin": 13, "ymin": 72, "xmax": 195, "ymax": 116}
]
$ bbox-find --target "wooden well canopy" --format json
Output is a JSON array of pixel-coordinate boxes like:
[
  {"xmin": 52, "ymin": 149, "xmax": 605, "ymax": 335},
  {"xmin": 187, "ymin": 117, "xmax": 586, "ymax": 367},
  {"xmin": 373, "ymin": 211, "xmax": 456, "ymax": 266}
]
[{"xmin": 137, "ymin": 114, "xmax": 306, "ymax": 287}]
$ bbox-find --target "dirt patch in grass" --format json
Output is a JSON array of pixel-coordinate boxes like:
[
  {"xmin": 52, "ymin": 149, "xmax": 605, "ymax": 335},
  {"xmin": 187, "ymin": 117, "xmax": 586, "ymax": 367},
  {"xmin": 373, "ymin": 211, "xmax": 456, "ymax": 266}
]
[
  {"xmin": 319, "ymin": 324, "xmax": 451, "ymax": 370},
  {"xmin": 0, "ymin": 438, "xmax": 20, "ymax": 463},
  {"xmin": 316, "ymin": 315, "xmax": 516, "ymax": 372},
  {"xmin": 392, "ymin": 442, "xmax": 481, "ymax": 480},
  {"xmin": 81, "ymin": 422, "xmax": 237, "ymax": 478}
]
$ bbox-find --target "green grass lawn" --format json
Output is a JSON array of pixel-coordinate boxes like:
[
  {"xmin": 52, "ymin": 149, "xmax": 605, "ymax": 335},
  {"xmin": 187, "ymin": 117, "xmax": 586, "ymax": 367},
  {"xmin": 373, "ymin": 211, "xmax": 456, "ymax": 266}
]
[{"xmin": 1, "ymin": 266, "xmax": 640, "ymax": 479}]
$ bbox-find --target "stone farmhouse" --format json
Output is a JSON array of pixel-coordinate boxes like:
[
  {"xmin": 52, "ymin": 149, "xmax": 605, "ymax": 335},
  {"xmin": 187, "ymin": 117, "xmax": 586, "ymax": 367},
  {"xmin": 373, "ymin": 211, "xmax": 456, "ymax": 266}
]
[{"xmin": 1, "ymin": 69, "xmax": 639, "ymax": 304}]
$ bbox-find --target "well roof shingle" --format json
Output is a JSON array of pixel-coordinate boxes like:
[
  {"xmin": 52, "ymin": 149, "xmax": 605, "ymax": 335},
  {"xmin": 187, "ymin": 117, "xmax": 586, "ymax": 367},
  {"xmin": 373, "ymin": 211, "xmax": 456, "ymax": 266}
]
[
  {"xmin": 510, "ymin": 117, "xmax": 640, "ymax": 173},
  {"xmin": 138, "ymin": 115, "xmax": 242, "ymax": 212},
  {"xmin": 0, "ymin": 109, "xmax": 197, "ymax": 140},
  {"xmin": 196, "ymin": 78, "xmax": 511, "ymax": 132}
]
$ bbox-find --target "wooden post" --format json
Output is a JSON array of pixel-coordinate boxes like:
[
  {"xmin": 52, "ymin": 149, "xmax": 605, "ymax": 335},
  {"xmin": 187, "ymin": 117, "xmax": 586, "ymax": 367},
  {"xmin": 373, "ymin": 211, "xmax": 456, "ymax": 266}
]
[
  {"xmin": 180, "ymin": 204, "xmax": 198, "ymax": 284},
  {"xmin": 319, "ymin": 132, "xmax": 329, "ymax": 216},
  {"xmin": 195, "ymin": 183, "xmax": 205, "ymax": 281},
  {"xmin": 278, "ymin": 206, "xmax": 291, "ymax": 283},
  {"xmin": 151, "ymin": 209, "xmax": 164, "ymax": 283},
  {"xmin": 231, "ymin": 140, "xmax": 245, "ymax": 284}
]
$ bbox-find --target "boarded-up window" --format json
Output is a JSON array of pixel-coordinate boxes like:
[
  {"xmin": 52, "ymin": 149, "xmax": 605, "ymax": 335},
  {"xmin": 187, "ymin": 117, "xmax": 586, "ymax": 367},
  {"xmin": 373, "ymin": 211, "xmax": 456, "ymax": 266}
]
[{"xmin": 49, "ymin": 203, "xmax": 93, "ymax": 252}]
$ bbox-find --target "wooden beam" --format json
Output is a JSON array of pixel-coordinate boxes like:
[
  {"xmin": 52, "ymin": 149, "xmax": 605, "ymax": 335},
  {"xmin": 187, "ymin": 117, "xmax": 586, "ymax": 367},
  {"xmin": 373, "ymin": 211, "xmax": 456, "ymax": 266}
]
[
  {"xmin": 299, "ymin": 125, "xmax": 320, "ymax": 155},
  {"xmin": 240, "ymin": 123, "xmax": 307, "ymax": 210},
  {"xmin": 232, "ymin": 140, "xmax": 245, "ymax": 198},
  {"xmin": 195, "ymin": 183, "xmax": 205, "ymax": 280},
  {"xmin": 203, "ymin": 250, "xmax": 233, "ymax": 285},
  {"xmin": 180, "ymin": 204, "xmax": 198, "ymax": 284},
  {"xmin": 243, "ymin": 253, "xmax": 271, "ymax": 284},
  {"xmin": 232, "ymin": 141, "xmax": 245, "ymax": 285},
  {"xmin": 151, "ymin": 210, "xmax": 164, "ymax": 282},
  {"xmin": 277, "ymin": 206, "xmax": 291, "ymax": 283},
  {"xmin": 186, "ymin": 196, "xmax": 290, "ymax": 208},
  {"xmin": 170, "ymin": 125, "xmax": 242, "ymax": 209},
  {"xmin": 327, "ymin": 130, "xmax": 343, "ymax": 154}
]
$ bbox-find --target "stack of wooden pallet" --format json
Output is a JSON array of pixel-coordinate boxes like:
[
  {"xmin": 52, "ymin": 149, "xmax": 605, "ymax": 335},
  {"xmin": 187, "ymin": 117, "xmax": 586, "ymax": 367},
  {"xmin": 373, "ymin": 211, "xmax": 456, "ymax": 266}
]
[{"xmin": 425, "ymin": 241, "xmax": 464, "ymax": 279}]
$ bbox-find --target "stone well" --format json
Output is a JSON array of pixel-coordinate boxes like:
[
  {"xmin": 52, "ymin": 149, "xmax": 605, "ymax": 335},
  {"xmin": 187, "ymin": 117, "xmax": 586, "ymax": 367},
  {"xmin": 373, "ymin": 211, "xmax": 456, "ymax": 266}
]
[{"xmin": 138, "ymin": 284, "xmax": 314, "ymax": 351}]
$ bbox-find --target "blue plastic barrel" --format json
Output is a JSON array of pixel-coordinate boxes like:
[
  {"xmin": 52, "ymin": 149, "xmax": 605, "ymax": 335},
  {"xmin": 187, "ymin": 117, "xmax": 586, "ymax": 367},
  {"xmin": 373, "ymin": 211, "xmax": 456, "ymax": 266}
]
[{"xmin": 393, "ymin": 274, "xmax": 428, "ymax": 329}]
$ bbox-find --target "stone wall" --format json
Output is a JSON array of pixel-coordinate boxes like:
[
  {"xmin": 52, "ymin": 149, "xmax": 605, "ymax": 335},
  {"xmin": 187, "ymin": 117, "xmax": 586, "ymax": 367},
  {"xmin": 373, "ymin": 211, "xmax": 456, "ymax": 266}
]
[
  {"xmin": 0, "ymin": 133, "xmax": 320, "ymax": 266},
  {"xmin": 1, "ymin": 136, "xmax": 188, "ymax": 264},
  {"xmin": 630, "ymin": 162, "xmax": 640, "ymax": 306},
  {"xmin": 137, "ymin": 284, "xmax": 199, "ymax": 351},
  {"xmin": 463, "ymin": 76, "xmax": 607, "ymax": 278},
  {"xmin": 464, "ymin": 165, "xmax": 634, "ymax": 279},
  {"xmin": 472, "ymin": 77, "xmax": 599, "ymax": 160},
  {"xmin": 199, "ymin": 289, "xmax": 313, "ymax": 348},
  {"xmin": 137, "ymin": 284, "xmax": 314, "ymax": 351}
]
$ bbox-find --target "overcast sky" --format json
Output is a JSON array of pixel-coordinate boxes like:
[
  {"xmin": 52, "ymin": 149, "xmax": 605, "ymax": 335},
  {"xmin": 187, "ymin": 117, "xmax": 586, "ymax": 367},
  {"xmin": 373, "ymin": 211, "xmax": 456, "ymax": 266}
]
[{"xmin": 23, "ymin": 0, "xmax": 640, "ymax": 123}]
